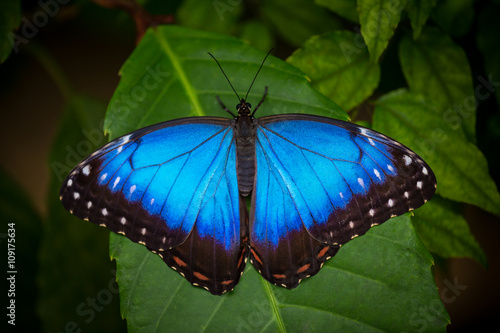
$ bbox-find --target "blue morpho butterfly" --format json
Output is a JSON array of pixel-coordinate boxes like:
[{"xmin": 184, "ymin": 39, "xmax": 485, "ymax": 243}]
[{"xmin": 60, "ymin": 51, "xmax": 436, "ymax": 295}]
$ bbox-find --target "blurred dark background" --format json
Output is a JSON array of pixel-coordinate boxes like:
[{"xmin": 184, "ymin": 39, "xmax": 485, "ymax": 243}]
[{"xmin": 1, "ymin": 0, "xmax": 499, "ymax": 332}]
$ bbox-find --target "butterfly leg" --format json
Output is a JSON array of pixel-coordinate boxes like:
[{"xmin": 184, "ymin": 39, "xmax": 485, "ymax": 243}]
[
  {"xmin": 251, "ymin": 86, "xmax": 268, "ymax": 116},
  {"xmin": 216, "ymin": 96, "xmax": 237, "ymax": 118}
]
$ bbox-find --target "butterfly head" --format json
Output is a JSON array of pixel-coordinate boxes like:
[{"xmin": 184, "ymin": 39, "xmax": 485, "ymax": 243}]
[
  {"xmin": 209, "ymin": 50, "xmax": 273, "ymax": 119},
  {"xmin": 237, "ymin": 99, "xmax": 252, "ymax": 116}
]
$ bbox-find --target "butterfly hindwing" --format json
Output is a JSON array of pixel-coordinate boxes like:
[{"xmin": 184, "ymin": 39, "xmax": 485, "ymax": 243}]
[
  {"xmin": 249, "ymin": 114, "xmax": 436, "ymax": 287},
  {"xmin": 60, "ymin": 117, "xmax": 246, "ymax": 294}
]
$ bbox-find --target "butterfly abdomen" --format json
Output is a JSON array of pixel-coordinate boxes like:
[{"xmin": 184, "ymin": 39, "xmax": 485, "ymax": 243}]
[{"xmin": 235, "ymin": 115, "xmax": 257, "ymax": 196}]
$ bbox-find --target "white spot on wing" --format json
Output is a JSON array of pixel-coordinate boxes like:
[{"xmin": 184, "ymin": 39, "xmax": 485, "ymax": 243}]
[
  {"xmin": 130, "ymin": 185, "xmax": 136, "ymax": 194},
  {"xmin": 368, "ymin": 138, "xmax": 375, "ymax": 146},
  {"xmin": 87, "ymin": 201, "xmax": 92, "ymax": 209},
  {"xmin": 339, "ymin": 192, "xmax": 344, "ymax": 199},
  {"xmin": 349, "ymin": 221, "xmax": 354, "ymax": 229},
  {"xmin": 369, "ymin": 209, "xmax": 375, "ymax": 216},
  {"xmin": 404, "ymin": 155, "xmax": 412, "ymax": 165},
  {"xmin": 417, "ymin": 181, "xmax": 423, "ymax": 189},
  {"xmin": 101, "ymin": 173, "xmax": 107, "ymax": 181},
  {"xmin": 102, "ymin": 208, "xmax": 108, "ymax": 216},
  {"xmin": 82, "ymin": 165, "xmax": 91, "ymax": 176},
  {"xmin": 374, "ymin": 169, "xmax": 381, "ymax": 180},
  {"xmin": 422, "ymin": 167, "xmax": 428, "ymax": 175},
  {"xmin": 141, "ymin": 228, "xmax": 146, "ymax": 235},
  {"xmin": 122, "ymin": 135, "xmax": 131, "ymax": 143},
  {"xmin": 150, "ymin": 198, "xmax": 155, "ymax": 205},
  {"xmin": 404, "ymin": 191, "xmax": 409, "ymax": 198},
  {"xmin": 67, "ymin": 179, "xmax": 73, "ymax": 187},
  {"xmin": 388, "ymin": 199, "xmax": 394, "ymax": 207},
  {"xmin": 113, "ymin": 177, "xmax": 121, "ymax": 189},
  {"xmin": 358, "ymin": 178, "xmax": 365, "ymax": 188},
  {"xmin": 73, "ymin": 192, "xmax": 80, "ymax": 199},
  {"xmin": 387, "ymin": 165, "xmax": 395, "ymax": 173},
  {"xmin": 117, "ymin": 146, "xmax": 123, "ymax": 153},
  {"xmin": 120, "ymin": 217, "xmax": 126, "ymax": 225}
]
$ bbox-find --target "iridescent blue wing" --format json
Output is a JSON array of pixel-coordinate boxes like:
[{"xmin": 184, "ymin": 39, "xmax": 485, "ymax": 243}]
[
  {"xmin": 60, "ymin": 118, "xmax": 247, "ymax": 295},
  {"xmin": 250, "ymin": 114, "xmax": 436, "ymax": 288}
]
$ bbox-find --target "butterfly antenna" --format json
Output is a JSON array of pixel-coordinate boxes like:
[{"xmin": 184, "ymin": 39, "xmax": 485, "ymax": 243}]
[
  {"xmin": 208, "ymin": 52, "xmax": 241, "ymax": 101},
  {"xmin": 245, "ymin": 48, "xmax": 274, "ymax": 101}
]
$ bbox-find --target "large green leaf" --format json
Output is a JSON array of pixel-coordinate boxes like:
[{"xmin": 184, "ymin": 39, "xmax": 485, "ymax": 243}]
[
  {"xmin": 287, "ymin": 30, "xmax": 380, "ymax": 111},
  {"xmin": 39, "ymin": 96, "xmax": 126, "ymax": 332},
  {"xmin": 412, "ymin": 196, "xmax": 487, "ymax": 266},
  {"xmin": 358, "ymin": 0, "xmax": 408, "ymax": 63},
  {"xmin": 399, "ymin": 27, "xmax": 476, "ymax": 142},
  {"xmin": 104, "ymin": 25, "xmax": 346, "ymax": 139},
  {"xmin": 404, "ymin": 0, "xmax": 437, "ymax": 39},
  {"xmin": 373, "ymin": 89, "xmax": 500, "ymax": 217},
  {"xmin": 0, "ymin": 0, "xmax": 21, "ymax": 62},
  {"xmin": 0, "ymin": 167, "xmax": 41, "ymax": 331},
  {"xmin": 105, "ymin": 25, "xmax": 447, "ymax": 332}
]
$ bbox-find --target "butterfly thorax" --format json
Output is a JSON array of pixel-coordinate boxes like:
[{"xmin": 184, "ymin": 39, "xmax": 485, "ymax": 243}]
[{"xmin": 235, "ymin": 100, "xmax": 257, "ymax": 196}]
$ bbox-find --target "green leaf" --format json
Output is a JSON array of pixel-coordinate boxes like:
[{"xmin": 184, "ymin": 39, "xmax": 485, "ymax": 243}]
[
  {"xmin": 177, "ymin": 0, "xmax": 243, "ymax": 34},
  {"xmin": 412, "ymin": 196, "xmax": 487, "ymax": 266},
  {"xmin": 112, "ymin": 215, "xmax": 448, "ymax": 332},
  {"xmin": 405, "ymin": 0, "xmax": 437, "ymax": 39},
  {"xmin": 358, "ymin": 0, "xmax": 408, "ymax": 63},
  {"xmin": 315, "ymin": 0, "xmax": 359, "ymax": 23},
  {"xmin": 0, "ymin": 167, "xmax": 42, "ymax": 331},
  {"xmin": 0, "ymin": 0, "xmax": 21, "ymax": 62},
  {"xmin": 104, "ymin": 25, "xmax": 447, "ymax": 332},
  {"xmin": 39, "ymin": 96, "xmax": 126, "ymax": 332},
  {"xmin": 261, "ymin": 0, "xmax": 341, "ymax": 47},
  {"xmin": 373, "ymin": 89, "xmax": 500, "ymax": 216},
  {"xmin": 430, "ymin": 0, "xmax": 474, "ymax": 38},
  {"xmin": 287, "ymin": 30, "xmax": 380, "ymax": 111},
  {"xmin": 399, "ymin": 27, "xmax": 476, "ymax": 142},
  {"xmin": 104, "ymin": 25, "xmax": 346, "ymax": 139}
]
